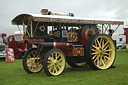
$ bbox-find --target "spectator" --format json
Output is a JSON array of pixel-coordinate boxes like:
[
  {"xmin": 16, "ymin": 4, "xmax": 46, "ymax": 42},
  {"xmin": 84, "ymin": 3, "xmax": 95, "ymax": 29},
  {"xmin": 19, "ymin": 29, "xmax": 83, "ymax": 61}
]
[{"xmin": 2, "ymin": 34, "xmax": 8, "ymax": 45}]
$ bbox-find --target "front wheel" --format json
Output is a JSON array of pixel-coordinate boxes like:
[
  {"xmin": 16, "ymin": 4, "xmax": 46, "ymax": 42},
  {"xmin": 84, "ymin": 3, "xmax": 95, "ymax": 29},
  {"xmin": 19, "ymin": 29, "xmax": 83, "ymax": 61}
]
[
  {"xmin": 85, "ymin": 34, "xmax": 116, "ymax": 70},
  {"xmin": 43, "ymin": 49, "xmax": 66, "ymax": 76},
  {"xmin": 23, "ymin": 48, "xmax": 43, "ymax": 73}
]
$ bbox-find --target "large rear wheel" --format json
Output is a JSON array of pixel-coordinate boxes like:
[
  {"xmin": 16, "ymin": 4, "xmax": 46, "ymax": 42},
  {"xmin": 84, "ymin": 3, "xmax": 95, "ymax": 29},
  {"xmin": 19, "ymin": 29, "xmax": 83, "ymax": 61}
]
[
  {"xmin": 23, "ymin": 48, "xmax": 43, "ymax": 73},
  {"xmin": 85, "ymin": 34, "xmax": 116, "ymax": 70},
  {"xmin": 43, "ymin": 49, "xmax": 66, "ymax": 76}
]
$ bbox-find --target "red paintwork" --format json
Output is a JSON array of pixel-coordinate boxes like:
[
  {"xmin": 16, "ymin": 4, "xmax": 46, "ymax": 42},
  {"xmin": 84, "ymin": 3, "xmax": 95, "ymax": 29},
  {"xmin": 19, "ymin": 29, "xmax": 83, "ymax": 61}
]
[
  {"xmin": 8, "ymin": 34, "xmax": 32, "ymax": 53},
  {"xmin": 81, "ymin": 25, "xmax": 99, "ymax": 45},
  {"xmin": 54, "ymin": 42, "xmax": 74, "ymax": 56},
  {"xmin": 5, "ymin": 48, "xmax": 15, "ymax": 63},
  {"xmin": 64, "ymin": 48, "xmax": 73, "ymax": 56},
  {"xmin": 55, "ymin": 42, "xmax": 74, "ymax": 50},
  {"xmin": 124, "ymin": 28, "xmax": 128, "ymax": 44},
  {"xmin": 29, "ymin": 39, "xmax": 44, "ymax": 42},
  {"xmin": 55, "ymin": 42, "xmax": 67, "ymax": 51}
]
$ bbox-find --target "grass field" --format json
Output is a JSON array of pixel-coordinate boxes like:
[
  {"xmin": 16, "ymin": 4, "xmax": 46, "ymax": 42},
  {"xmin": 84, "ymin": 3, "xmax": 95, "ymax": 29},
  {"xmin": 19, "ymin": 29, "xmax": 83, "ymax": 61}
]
[{"xmin": 0, "ymin": 49, "xmax": 128, "ymax": 85}]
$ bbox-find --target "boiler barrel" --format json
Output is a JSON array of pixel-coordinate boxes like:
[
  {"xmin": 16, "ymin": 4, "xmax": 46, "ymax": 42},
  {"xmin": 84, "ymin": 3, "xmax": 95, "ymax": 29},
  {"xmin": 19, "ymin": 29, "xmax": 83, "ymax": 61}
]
[{"xmin": 31, "ymin": 42, "xmax": 73, "ymax": 50}]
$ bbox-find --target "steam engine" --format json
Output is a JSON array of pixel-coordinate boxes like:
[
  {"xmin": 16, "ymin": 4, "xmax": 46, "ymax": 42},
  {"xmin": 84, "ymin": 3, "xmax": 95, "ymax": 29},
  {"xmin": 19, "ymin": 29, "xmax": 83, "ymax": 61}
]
[{"xmin": 25, "ymin": 22, "xmax": 99, "ymax": 57}]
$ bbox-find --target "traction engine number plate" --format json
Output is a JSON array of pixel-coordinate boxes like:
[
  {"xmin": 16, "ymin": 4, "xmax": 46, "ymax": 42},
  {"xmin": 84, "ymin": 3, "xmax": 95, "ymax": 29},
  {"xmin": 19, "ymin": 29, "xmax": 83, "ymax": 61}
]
[{"xmin": 73, "ymin": 48, "xmax": 84, "ymax": 56}]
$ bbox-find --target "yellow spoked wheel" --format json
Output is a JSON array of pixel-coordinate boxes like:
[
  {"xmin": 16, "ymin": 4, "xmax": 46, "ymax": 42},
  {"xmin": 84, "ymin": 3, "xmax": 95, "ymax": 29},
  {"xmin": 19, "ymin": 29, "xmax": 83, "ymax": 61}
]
[
  {"xmin": 85, "ymin": 34, "xmax": 116, "ymax": 70},
  {"xmin": 43, "ymin": 49, "xmax": 66, "ymax": 76},
  {"xmin": 23, "ymin": 48, "xmax": 43, "ymax": 73}
]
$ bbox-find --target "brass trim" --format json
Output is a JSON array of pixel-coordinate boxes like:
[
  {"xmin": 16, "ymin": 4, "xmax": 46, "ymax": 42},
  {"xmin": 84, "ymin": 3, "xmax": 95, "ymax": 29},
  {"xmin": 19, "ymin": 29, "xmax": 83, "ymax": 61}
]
[
  {"xmin": 59, "ymin": 23, "xmax": 61, "ymax": 30},
  {"xmin": 53, "ymin": 42, "xmax": 56, "ymax": 48},
  {"xmin": 73, "ymin": 45, "xmax": 83, "ymax": 47},
  {"xmin": 66, "ymin": 43, "xmax": 69, "ymax": 48},
  {"xmin": 17, "ymin": 25, "xmax": 23, "ymax": 37},
  {"xmin": 33, "ymin": 21, "xmax": 39, "ymax": 36},
  {"xmin": 25, "ymin": 28, "xmax": 31, "ymax": 37},
  {"xmin": 22, "ymin": 21, "xmax": 25, "ymax": 35},
  {"xmin": 68, "ymin": 32, "xmax": 78, "ymax": 42},
  {"xmin": 85, "ymin": 27, "xmax": 95, "ymax": 40},
  {"xmin": 31, "ymin": 20, "xmax": 33, "ymax": 37}
]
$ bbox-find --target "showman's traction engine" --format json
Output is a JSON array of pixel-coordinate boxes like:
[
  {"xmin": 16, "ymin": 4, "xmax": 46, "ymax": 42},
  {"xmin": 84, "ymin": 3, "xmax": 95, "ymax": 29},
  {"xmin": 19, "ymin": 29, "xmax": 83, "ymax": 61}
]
[{"xmin": 12, "ymin": 9, "xmax": 124, "ymax": 76}]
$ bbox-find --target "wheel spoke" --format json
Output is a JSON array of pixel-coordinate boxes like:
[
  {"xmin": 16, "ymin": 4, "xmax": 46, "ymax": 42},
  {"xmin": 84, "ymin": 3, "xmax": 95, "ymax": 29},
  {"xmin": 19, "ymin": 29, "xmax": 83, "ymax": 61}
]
[
  {"xmin": 104, "ymin": 56, "xmax": 112, "ymax": 61},
  {"xmin": 99, "ymin": 57, "xmax": 102, "ymax": 66},
  {"xmin": 92, "ymin": 55, "xmax": 97, "ymax": 60},
  {"xmin": 93, "ymin": 55, "xmax": 100, "ymax": 62},
  {"xmin": 92, "ymin": 48, "xmax": 96, "ymax": 51},
  {"xmin": 96, "ymin": 39, "xmax": 101, "ymax": 47},
  {"xmin": 103, "ymin": 41, "xmax": 109, "ymax": 48},
  {"xmin": 104, "ymin": 44, "xmax": 109, "ymax": 50},
  {"xmin": 35, "ymin": 63, "xmax": 40, "ymax": 70},
  {"xmin": 94, "ymin": 41, "xmax": 97, "ymax": 47},
  {"xmin": 57, "ymin": 64, "xmax": 61, "ymax": 69},
  {"xmin": 57, "ymin": 62, "xmax": 62, "ymax": 66},
  {"xmin": 56, "ymin": 54, "xmax": 60, "ymax": 60},
  {"xmin": 105, "ymin": 49, "xmax": 112, "ymax": 52},
  {"xmin": 32, "ymin": 65, "xmax": 34, "ymax": 71},
  {"xmin": 102, "ymin": 38, "xmax": 105, "ymax": 48},
  {"xmin": 101, "ymin": 58, "xmax": 106, "ymax": 66},
  {"xmin": 48, "ymin": 64, "xmax": 53, "ymax": 68},
  {"xmin": 32, "ymin": 52, "xmax": 36, "ymax": 58},
  {"xmin": 47, "ymin": 60, "xmax": 52, "ymax": 63},
  {"xmin": 49, "ymin": 57, "xmax": 54, "ymax": 61},
  {"xmin": 92, "ymin": 52, "xmax": 99, "ymax": 55},
  {"xmin": 92, "ymin": 45, "xmax": 99, "ymax": 50},
  {"xmin": 100, "ymin": 37, "xmax": 103, "ymax": 45},
  {"xmin": 36, "ymin": 64, "xmax": 38, "ymax": 70},
  {"xmin": 49, "ymin": 66, "xmax": 53, "ymax": 73},
  {"xmin": 55, "ymin": 52, "xmax": 58, "ymax": 60},
  {"xmin": 104, "ymin": 56, "xmax": 107, "ymax": 63},
  {"xmin": 97, "ymin": 57, "xmax": 100, "ymax": 66},
  {"xmin": 58, "ymin": 58, "xmax": 62, "ymax": 62},
  {"xmin": 105, "ymin": 53, "xmax": 110, "ymax": 56},
  {"xmin": 50, "ymin": 53, "xmax": 54, "ymax": 59},
  {"xmin": 54, "ymin": 66, "xmax": 57, "ymax": 73}
]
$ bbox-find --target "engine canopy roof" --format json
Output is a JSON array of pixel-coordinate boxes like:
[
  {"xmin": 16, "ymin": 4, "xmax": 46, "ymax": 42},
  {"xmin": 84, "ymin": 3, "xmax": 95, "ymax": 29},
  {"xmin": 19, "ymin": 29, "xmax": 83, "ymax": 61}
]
[{"xmin": 12, "ymin": 13, "xmax": 124, "ymax": 25}]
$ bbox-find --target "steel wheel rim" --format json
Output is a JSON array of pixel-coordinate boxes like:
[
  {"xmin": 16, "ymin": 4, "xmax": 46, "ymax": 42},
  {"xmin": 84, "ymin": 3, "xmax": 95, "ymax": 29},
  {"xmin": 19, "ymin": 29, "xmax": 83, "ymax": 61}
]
[
  {"xmin": 27, "ymin": 49, "xmax": 43, "ymax": 72},
  {"xmin": 47, "ymin": 51, "xmax": 65, "ymax": 76},
  {"xmin": 91, "ymin": 35, "xmax": 115, "ymax": 69}
]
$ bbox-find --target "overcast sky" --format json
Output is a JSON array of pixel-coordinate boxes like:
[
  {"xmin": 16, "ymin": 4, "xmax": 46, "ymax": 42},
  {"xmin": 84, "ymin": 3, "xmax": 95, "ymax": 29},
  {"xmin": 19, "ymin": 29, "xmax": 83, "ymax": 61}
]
[{"xmin": 0, "ymin": 0, "xmax": 128, "ymax": 35}]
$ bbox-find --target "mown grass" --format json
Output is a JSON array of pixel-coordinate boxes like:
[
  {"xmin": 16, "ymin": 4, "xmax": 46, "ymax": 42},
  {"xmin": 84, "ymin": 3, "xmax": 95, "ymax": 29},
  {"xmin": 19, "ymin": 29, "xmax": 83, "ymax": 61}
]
[{"xmin": 0, "ymin": 49, "xmax": 128, "ymax": 85}]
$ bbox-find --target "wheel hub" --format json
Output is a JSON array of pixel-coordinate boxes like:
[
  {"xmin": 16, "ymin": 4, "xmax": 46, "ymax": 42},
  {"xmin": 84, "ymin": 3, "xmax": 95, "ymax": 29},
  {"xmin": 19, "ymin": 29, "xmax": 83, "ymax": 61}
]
[
  {"xmin": 97, "ymin": 47, "xmax": 106, "ymax": 56},
  {"xmin": 53, "ymin": 60, "xmax": 58, "ymax": 65},
  {"xmin": 102, "ymin": 50, "xmax": 106, "ymax": 55}
]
